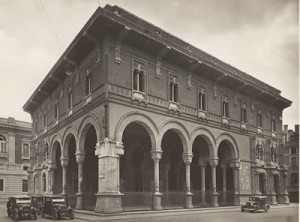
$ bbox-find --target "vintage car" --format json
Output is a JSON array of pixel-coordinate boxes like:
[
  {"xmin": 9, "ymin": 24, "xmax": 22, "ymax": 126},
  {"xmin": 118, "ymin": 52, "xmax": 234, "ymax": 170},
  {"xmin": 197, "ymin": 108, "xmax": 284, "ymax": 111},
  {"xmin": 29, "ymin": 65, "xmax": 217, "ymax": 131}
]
[
  {"xmin": 41, "ymin": 194, "xmax": 74, "ymax": 220},
  {"xmin": 241, "ymin": 196, "xmax": 270, "ymax": 213},
  {"xmin": 7, "ymin": 195, "xmax": 37, "ymax": 221},
  {"xmin": 31, "ymin": 194, "xmax": 43, "ymax": 215}
]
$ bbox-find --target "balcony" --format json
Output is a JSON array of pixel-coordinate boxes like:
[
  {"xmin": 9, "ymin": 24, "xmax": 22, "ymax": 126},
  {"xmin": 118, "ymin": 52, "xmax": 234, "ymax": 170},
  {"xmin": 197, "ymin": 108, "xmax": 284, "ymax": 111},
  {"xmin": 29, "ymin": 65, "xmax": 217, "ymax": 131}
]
[{"xmin": 0, "ymin": 152, "xmax": 8, "ymax": 158}]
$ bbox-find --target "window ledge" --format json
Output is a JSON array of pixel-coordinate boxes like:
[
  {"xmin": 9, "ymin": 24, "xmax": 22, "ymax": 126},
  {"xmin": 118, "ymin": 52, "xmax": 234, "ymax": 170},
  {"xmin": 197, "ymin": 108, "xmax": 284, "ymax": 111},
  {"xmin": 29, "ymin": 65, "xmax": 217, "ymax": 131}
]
[
  {"xmin": 271, "ymin": 132, "xmax": 276, "ymax": 138},
  {"xmin": 21, "ymin": 156, "xmax": 30, "ymax": 160},
  {"xmin": 222, "ymin": 117, "xmax": 230, "ymax": 126},
  {"xmin": 67, "ymin": 108, "xmax": 73, "ymax": 116},
  {"xmin": 0, "ymin": 152, "xmax": 8, "ymax": 158},
  {"xmin": 84, "ymin": 94, "xmax": 92, "ymax": 105},
  {"xmin": 132, "ymin": 91, "xmax": 147, "ymax": 106},
  {"xmin": 198, "ymin": 110, "xmax": 207, "ymax": 120},
  {"xmin": 168, "ymin": 101, "xmax": 181, "ymax": 114},
  {"xmin": 241, "ymin": 122, "xmax": 247, "ymax": 130}
]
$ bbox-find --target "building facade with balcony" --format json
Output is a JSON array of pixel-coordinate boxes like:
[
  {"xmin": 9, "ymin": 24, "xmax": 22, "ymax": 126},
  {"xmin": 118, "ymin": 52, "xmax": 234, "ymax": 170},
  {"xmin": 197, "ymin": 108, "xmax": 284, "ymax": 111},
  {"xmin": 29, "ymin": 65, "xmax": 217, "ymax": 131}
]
[
  {"xmin": 0, "ymin": 117, "xmax": 31, "ymax": 203},
  {"xmin": 23, "ymin": 5, "xmax": 292, "ymax": 213},
  {"xmin": 283, "ymin": 125, "xmax": 299, "ymax": 203}
]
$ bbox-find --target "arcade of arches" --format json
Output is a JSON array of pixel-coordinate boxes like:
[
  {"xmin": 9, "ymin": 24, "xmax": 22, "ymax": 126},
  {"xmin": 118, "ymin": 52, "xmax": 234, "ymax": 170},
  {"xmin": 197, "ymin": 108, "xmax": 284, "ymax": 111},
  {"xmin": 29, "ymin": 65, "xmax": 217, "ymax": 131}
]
[{"xmin": 29, "ymin": 115, "xmax": 289, "ymax": 213}]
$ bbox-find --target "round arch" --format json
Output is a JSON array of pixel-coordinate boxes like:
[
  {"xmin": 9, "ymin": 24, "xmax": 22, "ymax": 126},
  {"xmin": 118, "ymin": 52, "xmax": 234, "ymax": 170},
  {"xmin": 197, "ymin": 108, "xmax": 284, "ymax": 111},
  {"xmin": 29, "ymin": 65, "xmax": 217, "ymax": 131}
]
[
  {"xmin": 216, "ymin": 133, "xmax": 239, "ymax": 160},
  {"xmin": 78, "ymin": 114, "xmax": 101, "ymax": 153},
  {"xmin": 50, "ymin": 134, "xmax": 63, "ymax": 163},
  {"xmin": 115, "ymin": 111, "xmax": 159, "ymax": 150},
  {"xmin": 158, "ymin": 120, "xmax": 190, "ymax": 153},
  {"xmin": 62, "ymin": 125, "xmax": 78, "ymax": 158},
  {"xmin": 190, "ymin": 127, "xmax": 216, "ymax": 157}
]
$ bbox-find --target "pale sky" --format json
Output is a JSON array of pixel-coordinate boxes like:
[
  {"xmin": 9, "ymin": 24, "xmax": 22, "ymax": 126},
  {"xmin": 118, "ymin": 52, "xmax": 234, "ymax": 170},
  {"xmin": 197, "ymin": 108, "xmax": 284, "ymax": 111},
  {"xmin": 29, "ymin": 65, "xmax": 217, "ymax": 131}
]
[{"xmin": 0, "ymin": 0, "xmax": 298, "ymax": 129}]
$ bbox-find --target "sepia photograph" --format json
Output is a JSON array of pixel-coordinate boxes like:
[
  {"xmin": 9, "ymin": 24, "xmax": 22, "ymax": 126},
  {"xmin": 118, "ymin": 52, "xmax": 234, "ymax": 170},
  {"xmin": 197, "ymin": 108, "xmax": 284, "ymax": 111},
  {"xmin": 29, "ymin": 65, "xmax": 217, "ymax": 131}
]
[{"xmin": 0, "ymin": 0, "xmax": 298, "ymax": 221}]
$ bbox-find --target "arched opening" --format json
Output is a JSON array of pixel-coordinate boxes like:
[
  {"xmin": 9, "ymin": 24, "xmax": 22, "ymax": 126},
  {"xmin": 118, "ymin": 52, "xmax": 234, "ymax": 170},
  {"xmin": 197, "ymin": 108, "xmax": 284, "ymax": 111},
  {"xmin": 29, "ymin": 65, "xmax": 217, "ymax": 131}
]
[
  {"xmin": 65, "ymin": 135, "xmax": 77, "ymax": 208},
  {"xmin": 259, "ymin": 173, "xmax": 265, "ymax": 194},
  {"xmin": 274, "ymin": 174, "xmax": 279, "ymax": 202},
  {"xmin": 161, "ymin": 130, "xmax": 185, "ymax": 209},
  {"xmin": 53, "ymin": 141, "xmax": 62, "ymax": 194},
  {"xmin": 120, "ymin": 122, "xmax": 153, "ymax": 210},
  {"xmin": 191, "ymin": 135, "xmax": 212, "ymax": 207},
  {"xmin": 217, "ymin": 140, "xmax": 236, "ymax": 206},
  {"xmin": 82, "ymin": 126, "xmax": 98, "ymax": 211},
  {"xmin": 42, "ymin": 173, "xmax": 46, "ymax": 192}
]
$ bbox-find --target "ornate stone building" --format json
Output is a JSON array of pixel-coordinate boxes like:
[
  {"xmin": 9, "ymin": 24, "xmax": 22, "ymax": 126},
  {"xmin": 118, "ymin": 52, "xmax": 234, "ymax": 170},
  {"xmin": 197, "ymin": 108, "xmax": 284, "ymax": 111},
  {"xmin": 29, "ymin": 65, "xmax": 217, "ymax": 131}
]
[
  {"xmin": 0, "ymin": 117, "xmax": 31, "ymax": 203},
  {"xmin": 23, "ymin": 5, "xmax": 291, "ymax": 213},
  {"xmin": 283, "ymin": 125, "xmax": 299, "ymax": 203}
]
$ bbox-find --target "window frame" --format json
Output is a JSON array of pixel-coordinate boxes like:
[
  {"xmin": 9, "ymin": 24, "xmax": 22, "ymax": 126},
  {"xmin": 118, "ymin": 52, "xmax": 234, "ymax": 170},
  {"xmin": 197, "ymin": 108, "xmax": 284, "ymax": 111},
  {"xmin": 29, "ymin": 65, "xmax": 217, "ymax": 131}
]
[
  {"xmin": 222, "ymin": 95, "xmax": 229, "ymax": 118},
  {"xmin": 271, "ymin": 116, "xmax": 276, "ymax": 132},
  {"xmin": 0, "ymin": 178, "xmax": 5, "ymax": 192},
  {"xmin": 0, "ymin": 135, "xmax": 7, "ymax": 154},
  {"xmin": 257, "ymin": 109, "xmax": 263, "ymax": 128},
  {"xmin": 85, "ymin": 66, "xmax": 92, "ymax": 96},
  {"xmin": 21, "ymin": 142, "xmax": 30, "ymax": 160},
  {"xmin": 54, "ymin": 101, "xmax": 59, "ymax": 120},
  {"xmin": 43, "ymin": 111, "xmax": 47, "ymax": 129},
  {"xmin": 132, "ymin": 58, "xmax": 146, "ymax": 94},
  {"xmin": 67, "ymin": 86, "xmax": 73, "ymax": 110},
  {"xmin": 169, "ymin": 74, "xmax": 179, "ymax": 103},
  {"xmin": 22, "ymin": 179, "xmax": 28, "ymax": 193},
  {"xmin": 241, "ymin": 103, "xmax": 247, "ymax": 123},
  {"xmin": 198, "ymin": 85, "xmax": 207, "ymax": 112}
]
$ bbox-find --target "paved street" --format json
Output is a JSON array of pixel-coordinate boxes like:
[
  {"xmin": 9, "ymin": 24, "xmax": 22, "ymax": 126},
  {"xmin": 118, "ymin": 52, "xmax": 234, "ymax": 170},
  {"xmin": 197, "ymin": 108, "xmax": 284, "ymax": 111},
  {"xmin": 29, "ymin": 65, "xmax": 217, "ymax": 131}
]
[{"xmin": 0, "ymin": 204, "xmax": 298, "ymax": 222}]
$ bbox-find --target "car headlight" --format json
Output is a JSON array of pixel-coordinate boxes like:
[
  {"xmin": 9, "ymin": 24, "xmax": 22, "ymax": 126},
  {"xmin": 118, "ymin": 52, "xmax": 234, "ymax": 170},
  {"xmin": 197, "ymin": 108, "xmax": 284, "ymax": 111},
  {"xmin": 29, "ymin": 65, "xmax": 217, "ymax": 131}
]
[
  {"xmin": 58, "ymin": 206, "xmax": 61, "ymax": 210},
  {"xmin": 19, "ymin": 206, "xmax": 23, "ymax": 210}
]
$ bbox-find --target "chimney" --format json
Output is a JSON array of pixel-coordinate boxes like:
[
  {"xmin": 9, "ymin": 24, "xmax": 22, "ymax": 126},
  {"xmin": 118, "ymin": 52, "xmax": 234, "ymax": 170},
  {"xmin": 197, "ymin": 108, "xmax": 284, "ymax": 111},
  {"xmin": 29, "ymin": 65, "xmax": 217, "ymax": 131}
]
[
  {"xmin": 284, "ymin": 125, "xmax": 288, "ymax": 142},
  {"xmin": 295, "ymin": 124, "xmax": 299, "ymax": 134}
]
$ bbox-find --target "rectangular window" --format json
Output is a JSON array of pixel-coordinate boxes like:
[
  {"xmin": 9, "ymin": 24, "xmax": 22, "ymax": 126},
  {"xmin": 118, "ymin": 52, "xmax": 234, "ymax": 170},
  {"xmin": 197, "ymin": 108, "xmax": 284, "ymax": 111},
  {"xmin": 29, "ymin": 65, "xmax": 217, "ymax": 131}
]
[
  {"xmin": 222, "ymin": 95, "xmax": 229, "ymax": 117},
  {"xmin": 291, "ymin": 156, "xmax": 298, "ymax": 167},
  {"xmin": 169, "ymin": 75, "xmax": 179, "ymax": 102},
  {"xmin": 22, "ymin": 143, "xmax": 30, "ymax": 159},
  {"xmin": 198, "ymin": 87, "xmax": 207, "ymax": 111},
  {"xmin": 22, "ymin": 179, "xmax": 28, "ymax": 192},
  {"xmin": 0, "ymin": 136, "xmax": 7, "ymax": 153},
  {"xmin": 291, "ymin": 147, "xmax": 297, "ymax": 154},
  {"xmin": 291, "ymin": 173, "xmax": 298, "ymax": 185},
  {"xmin": 43, "ymin": 112, "xmax": 47, "ymax": 128},
  {"xmin": 67, "ymin": 86, "xmax": 73, "ymax": 109},
  {"xmin": 85, "ymin": 66, "xmax": 92, "ymax": 96},
  {"xmin": 54, "ymin": 102, "xmax": 58, "ymax": 120},
  {"xmin": 133, "ymin": 60, "xmax": 145, "ymax": 92},
  {"xmin": 241, "ymin": 103, "xmax": 247, "ymax": 123},
  {"xmin": 257, "ymin": 109, "xmax": 262, "ymax": 128},
  {"xmin": 271, "ymin": 118, "xmax": 276, "ymax": 132},
  {"xmin": 0, "ymin": 179, "xmax": 3, "ymax": 191}
]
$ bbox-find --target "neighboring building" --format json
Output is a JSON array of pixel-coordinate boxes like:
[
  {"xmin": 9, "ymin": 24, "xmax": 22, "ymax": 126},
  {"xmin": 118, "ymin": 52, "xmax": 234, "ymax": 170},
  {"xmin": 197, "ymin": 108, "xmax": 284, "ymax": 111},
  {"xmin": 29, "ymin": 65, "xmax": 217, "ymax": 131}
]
[
  {"xmin": 284, "ymin": 124, "xmax": 299, "ymax": 203},
  {"xmin": 23, "ymin": 5, "xmax": 292, "ymax": 213},
  {"xmin": 0, "ymin": 117, "xmax": 31, "ymax": 203}
]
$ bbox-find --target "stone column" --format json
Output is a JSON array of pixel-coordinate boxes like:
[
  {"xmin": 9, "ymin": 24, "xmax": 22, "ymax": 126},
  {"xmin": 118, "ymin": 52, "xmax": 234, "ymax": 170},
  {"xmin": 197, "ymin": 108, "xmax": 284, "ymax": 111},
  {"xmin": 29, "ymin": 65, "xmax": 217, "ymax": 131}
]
[
  {"xmin": 262, "ymin": 174, "xmax": 267, "ymax": 195},
  {"xmin": 151, "ymin": 149, "xmax": 163, "ymax": 211},
  {"xmin": 183, "ymin": 153, "xmax": 193, "ymax": 209},
  {"xmin": 221, "ymin": 164, "xmax": 227, "ymax": 205},
  {"xmin": 281, "ymin": 172, "xmax": 290, "ymax": 204},
  {"xmin": 61, "ymin": 157, "xmax": 69, "ymax": 195},
  {"xmin": 268, "ymin": 173, "xmax": 277, "ymax": 205},
  {"xmin": 230, "ymin": 160, "xmax": 240, "ymax": 206},
  {"xmin": 210, "ymin": 159, "xmax": 219, "ymax": 207},
  {"xmin": 75, "ymin": 152, "xmax": 85, "ymax": 210},
  {"xmin": 8, "ymin": 132, "xmax": 15, "ymax": 164},
  {"xmin": 47, "ymin": 161, "xmax": 56, "ymax": 194},
  {"xmin": 199, "ymin": 161, "xmax": 206, "ymax": 205},
  {"xmin": 94, "ymin": 138, "xmax": 124, "ymax": 213}
]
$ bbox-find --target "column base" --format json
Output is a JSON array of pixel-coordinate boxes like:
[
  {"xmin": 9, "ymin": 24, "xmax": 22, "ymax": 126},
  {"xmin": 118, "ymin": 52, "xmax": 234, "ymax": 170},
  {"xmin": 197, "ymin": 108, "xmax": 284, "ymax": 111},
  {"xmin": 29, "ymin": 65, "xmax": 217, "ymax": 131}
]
[
  {"xmin": 268, "ymin": 193, "xmax": 278, "ymax": 205},
  {"xmin": 233, "ymin": 193, "xmax": 240, "ymax": 206},
  {"xmin": 185, "ymin": 192, "xmax": 193, "ymax": 209},
  {"xmin": 211, "ymin": 192, "xmax": 219, "ymax": 207},
  {"xmin": 200, "ymin": 190, "xmax": 206, "ymax": 205},
  {"xmin": 152, "ymin": 192, "xmax": 162, "ymax": 211},
  {"xmin": 277, "ymin": 193, "xmax": 290, "ymax": 204},
  {"xmin": 94, "ymin": 192, "xmax": 124, "ymax": 213},
  {"xmin": 75, "ymin": 193, "xmax": 83, "ymax": 210}
]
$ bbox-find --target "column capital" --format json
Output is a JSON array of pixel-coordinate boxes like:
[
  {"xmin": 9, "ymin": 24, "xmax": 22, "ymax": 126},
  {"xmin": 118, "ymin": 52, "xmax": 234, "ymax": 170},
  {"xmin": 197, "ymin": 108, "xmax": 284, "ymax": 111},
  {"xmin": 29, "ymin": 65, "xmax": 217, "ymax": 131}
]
[
  {"xmin": 151, "ymin": 149, "xmax": 163, "ymax": 160},
  {"xmin": 182, "ymin": 153, "xmax": 193, "ymax": 164},
  {"xmin": 198, "ymin": 160, "xmax": 207, "ymax": 167},
  {"xmin": 209, "ymin": 158, "xmax": 218, "ymax": 167},
  {"xmin": 75, "ymin": 152, "xmax": 85, "ymax": 163},
  {"xmin": 95, "ymin": 138, "xmax": 124, "ymax": 158},
  {"xmin": 47, "ymin": 161, "xmax": 56, "ymax": 170},
  {"xmin": 60, "ymin": 157, "xmax": 69, "ymax": 168},
  {"xmin": 229, "ymin": 159, "xmax": 240, "ymax": 168}
]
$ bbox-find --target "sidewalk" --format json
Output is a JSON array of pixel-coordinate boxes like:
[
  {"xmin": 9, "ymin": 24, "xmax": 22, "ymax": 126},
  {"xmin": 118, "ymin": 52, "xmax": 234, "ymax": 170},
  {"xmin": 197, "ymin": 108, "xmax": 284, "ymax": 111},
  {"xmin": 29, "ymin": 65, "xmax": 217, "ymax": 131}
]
[{"xmin": 74, "ymin": 203, "xmax": 298, "ymax": 221}]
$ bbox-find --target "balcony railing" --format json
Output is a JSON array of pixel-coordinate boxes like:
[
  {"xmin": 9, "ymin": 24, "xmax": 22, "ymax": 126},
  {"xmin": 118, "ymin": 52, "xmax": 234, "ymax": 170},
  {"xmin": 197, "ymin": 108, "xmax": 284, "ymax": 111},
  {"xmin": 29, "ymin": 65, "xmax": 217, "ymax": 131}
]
[{"xmin": 0, "ymin": 152, "xmax": 8, "ymax": 158}]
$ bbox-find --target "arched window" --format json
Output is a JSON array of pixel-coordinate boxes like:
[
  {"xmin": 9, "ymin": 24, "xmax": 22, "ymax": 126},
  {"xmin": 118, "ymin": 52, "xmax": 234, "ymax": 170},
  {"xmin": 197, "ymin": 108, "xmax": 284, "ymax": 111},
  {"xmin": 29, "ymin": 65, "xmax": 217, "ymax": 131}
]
[{"xmin": 0, "ymin": 135, "xmax": 7, "ymax": 154}]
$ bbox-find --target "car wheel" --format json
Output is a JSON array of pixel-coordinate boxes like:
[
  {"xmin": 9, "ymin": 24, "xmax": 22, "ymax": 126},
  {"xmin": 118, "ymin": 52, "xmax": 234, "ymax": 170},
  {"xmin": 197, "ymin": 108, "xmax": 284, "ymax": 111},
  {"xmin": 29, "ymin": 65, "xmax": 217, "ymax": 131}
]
[
  {"xmin": 52, "ymin": 211, "xmax": 58, "ymax": 220},
  {"xmin": 241, "ymin": 208, "xmax": 245, "ymax": 212},
  {"xmin": 265, "ymin": 206, "xmax": 270, "ymax": 213},
  {"xmin": 69, "ymin": 212, "xmax": 74, "ymax": 220},
  {"xmin": 7, "ymin": 210, "xmax": 10, "ymax": 217},
  {"xmin": 254, "ymin": 208, "xmax": 258, "ymax": 213},
  {"xmin": 41, "ymin": 210, "xmax": 45, "ymax": 218},
  {"xmin": 33, "ymin": 212, "xmax": 37, "ymax": 220}
]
